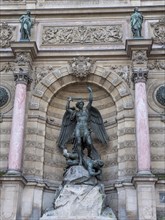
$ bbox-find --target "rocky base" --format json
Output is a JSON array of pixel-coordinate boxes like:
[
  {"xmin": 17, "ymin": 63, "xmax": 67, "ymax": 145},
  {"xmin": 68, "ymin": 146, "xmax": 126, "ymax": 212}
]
[{"xmin": 40, "ymin": 166, "xmax": 116, "ymax": 220}]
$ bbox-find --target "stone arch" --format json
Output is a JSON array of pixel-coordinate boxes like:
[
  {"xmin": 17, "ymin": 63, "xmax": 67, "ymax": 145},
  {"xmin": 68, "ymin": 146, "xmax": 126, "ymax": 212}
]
[
  {"xmin": 30, "ymin": 65, "xmax": 133, "ymax": 115},
  {"xmin": 25, "ymin": 66, "xmax": 134, "ymax": 183}
]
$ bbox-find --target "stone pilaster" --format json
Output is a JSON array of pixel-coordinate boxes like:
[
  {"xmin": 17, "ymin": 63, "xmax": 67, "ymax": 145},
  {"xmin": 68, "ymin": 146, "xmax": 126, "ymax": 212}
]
[{"xmin": 7, "ymin": 42, "xmax": 38, "ymax": 174}]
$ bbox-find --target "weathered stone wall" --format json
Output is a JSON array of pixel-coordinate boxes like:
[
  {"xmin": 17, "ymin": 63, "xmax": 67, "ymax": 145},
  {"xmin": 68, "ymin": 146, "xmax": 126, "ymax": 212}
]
[{"xmin": 0, "ymin": 1, "xmax": 164, "ymax": 220}]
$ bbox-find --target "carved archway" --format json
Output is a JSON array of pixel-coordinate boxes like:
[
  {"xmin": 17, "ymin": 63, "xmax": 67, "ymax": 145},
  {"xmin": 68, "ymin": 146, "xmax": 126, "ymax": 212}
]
[{"xmin": 25, "ymin": 65, "xmax": 134, "ymax": 184}]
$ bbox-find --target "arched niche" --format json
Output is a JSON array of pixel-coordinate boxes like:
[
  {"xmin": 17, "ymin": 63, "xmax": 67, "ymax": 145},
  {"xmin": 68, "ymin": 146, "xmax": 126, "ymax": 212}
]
[{"xmin": 26, "ymin": 66, "xmax": 133, "ymax": 185}]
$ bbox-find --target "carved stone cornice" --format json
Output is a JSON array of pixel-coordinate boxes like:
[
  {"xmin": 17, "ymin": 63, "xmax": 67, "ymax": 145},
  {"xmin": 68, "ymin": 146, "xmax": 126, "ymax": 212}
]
[
  {"xmin": 14, "ymin": 68, "xmax": 32, "ymax": 86},
  {"xmin": 132, "ymin": 68, "xmax": 148, "ymax": 84}
]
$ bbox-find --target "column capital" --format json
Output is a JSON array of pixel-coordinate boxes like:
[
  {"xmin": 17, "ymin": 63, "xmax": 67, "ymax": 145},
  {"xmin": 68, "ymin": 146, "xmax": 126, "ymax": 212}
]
[
  {"xmin": 14, "ymin": 68, "xmax": 32, "ymax": 86},
  {"xmin": 125, "ymin": 39, "xmax": 153, "ymax": 58},
  {"xmin": 132, "ymin": 67, "xmax": 148, "ymax": 84}
]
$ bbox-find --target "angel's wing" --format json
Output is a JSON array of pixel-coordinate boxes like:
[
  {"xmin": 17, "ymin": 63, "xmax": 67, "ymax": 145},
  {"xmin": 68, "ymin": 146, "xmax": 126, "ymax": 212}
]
[
  {"xmin": 89, "ymin": 106, "xmax": 109, "ymax": 145},
  {"xmin": 57, "ymin": 110, "xmax": 76, "ymax": 149}
]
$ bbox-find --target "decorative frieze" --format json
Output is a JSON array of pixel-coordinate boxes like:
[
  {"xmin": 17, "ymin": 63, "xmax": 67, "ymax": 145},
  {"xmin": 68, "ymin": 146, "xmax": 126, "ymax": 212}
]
[
  {"xmin": 25, "ymin": 141, "xmax": 43, "ymax": 149},
  {"xmin": 43, "ymin": 172, "xmax": 61, "ymax": 181},
  {"xmin": 69, "ymin": 57, "xmax": 94, "ymax": 78},
  {"xmin": 118, "ymin": 127, "xmax": 135, "ymax": 136},
  {"xmin": 42, "ymin": 25, "xmax": 123, "ymax": 45},
  {"xmin": 0, "ymin": 22, "xmax": 16, "ymax": 48},
  {"xmin": 151, "ymin": 141, "xmax": 165, "ymax": 148},
  {"xmin": 23, "ymin": 168, "xmax": 42, "ymax": 176},
  {"xmin": 151, "ymin": 17, "xmax": 165, "ymax": 47},
  {"xmin": 149, "ymin": 127, "xmax": 165, "ymax": 134},
  {"xmin": 119, "ymin": 140, "xmax": 136, "ymax": 149},
  {"xmin": 119, "ymin": 155, "xmax": 136, "ymax": 163},
  {"xmin": 132, "ymin": 68, "xmax": 148, "ymax": 83},
  {"xmin": 24, "ymin": 154, "xmax": 42, "ymax": 162},
  {"xmin": 119, "ymin": 168, "xmax": 136, "ymax": 176},
  {"xmin": 0, "ymin": 62, "xmax": 14, "ymax": 73},
  {"xmin": 148, "ymin": 60, "xmax": 165, "ymax": 70},
  {"xmin": 151, "ymin": 154, "xmax": 165, "ymax": 161}
]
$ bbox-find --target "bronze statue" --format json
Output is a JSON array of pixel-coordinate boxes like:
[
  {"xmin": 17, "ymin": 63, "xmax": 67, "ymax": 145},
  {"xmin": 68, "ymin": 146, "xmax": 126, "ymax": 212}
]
[
  {"xmin": 57, "ymin": 86, "xmax": 108, "ymax": 169},
  {"xmin": 19, "ymin": 10, "xmax": 33, "ymax": 41},
  {"xmin": 130, "ymin": 7, "xmax": 143, "ymax": 38}
]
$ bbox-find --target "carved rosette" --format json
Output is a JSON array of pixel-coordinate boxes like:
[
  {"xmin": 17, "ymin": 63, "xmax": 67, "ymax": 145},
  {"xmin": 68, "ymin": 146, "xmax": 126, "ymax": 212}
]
[
  {"xmin": 132, "ymin": 68, "xmax": 148, "ymax": 84},
  {"xmin": 151, "ymin": 17, "xmax": 165, "ymax": 47},
  {"xmin": 132, "ymin": 50, "xmax": 148, "ymax": 65},
  {"xmin": 0, "ymin": 22, "xmax": 15, "ymax": 48},
  {"xmin": 69, "ymin": 57, "xmax": 94, "ymax": 78},
  {"xmin": 14, "ymin": 68, "xmax": 32, "ymax": 86},
  {"xmin": 42, "ymin": 25, "xmax": 123, "ymax": 45}
]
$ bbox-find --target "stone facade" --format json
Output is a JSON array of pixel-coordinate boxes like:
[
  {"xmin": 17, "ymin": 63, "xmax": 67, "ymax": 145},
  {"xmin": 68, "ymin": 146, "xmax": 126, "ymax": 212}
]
[{"xmin": 0, "ymin": 1, "xmax": 164, "ymax": 220}]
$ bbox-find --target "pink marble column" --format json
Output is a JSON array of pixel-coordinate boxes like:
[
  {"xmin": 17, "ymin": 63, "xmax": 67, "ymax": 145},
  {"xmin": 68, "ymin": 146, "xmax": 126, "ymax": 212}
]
[
  {"xmin": 133, "ymin": 68, "xmax": 151, "ymax": 174},
  {"xmin": 7, "ymin": 69, "xmax": 32, "ymax": 174}
]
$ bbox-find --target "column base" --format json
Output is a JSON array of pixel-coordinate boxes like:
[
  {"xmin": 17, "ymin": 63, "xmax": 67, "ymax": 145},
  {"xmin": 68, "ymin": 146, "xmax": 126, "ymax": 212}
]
[
  {"xmin": 6, "ymin": 169, "xmax": 21, "ymax": 175},
  {"xmin": 136, "ymin": 170, "xmax": 154, "ymax": 176}
]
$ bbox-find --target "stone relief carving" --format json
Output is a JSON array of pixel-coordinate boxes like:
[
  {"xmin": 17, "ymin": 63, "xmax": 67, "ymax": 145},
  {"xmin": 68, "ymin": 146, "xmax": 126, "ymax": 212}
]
[
  {"xmin": 0, "ymin": 62, "xmax": 15, "ymax": 73},
  {"xmin": 148, "ymin": 60, "xmax": 165, "ymax": 70},
  {"xmin": 106, "ymin": 65, "xmax": 131, "ymax": 87},
  {"xmin": 151, "ymin": 17, "xmax": 165, "ymax": 47},
  {"xmin": 15, "ymin": 52, "xmax": 32, "ymax": 67},
  {"xmin": 132, "ymin": 50, "xmax": 148, "ymax": 64},
  {"xmin": 69, "ymin": 56, "xmax": 94, "ymax": 78},
  {"xmin": 0, "ymin": 22, "xmax": 16, "ymax": 48},
  {"xmin": 42, "ymin": 25, "xmax": 123, "ymax": 45}
]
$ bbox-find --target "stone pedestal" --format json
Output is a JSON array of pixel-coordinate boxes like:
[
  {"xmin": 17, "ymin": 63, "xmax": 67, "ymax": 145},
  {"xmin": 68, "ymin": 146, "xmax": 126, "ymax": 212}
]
[
  {"xmin": 132, "ymin": 176, "xmax": 158, "ymax": 220},
  {"xmin": 0, "ymin": 175, "xmax": 26, "ymax": 220},
  {"xmin": 40, "ymin": 166, "xmax": 116, "ymax": 220}
]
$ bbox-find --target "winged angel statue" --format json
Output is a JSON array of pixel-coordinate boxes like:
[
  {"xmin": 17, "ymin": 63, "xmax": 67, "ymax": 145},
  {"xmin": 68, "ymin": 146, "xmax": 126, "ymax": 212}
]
[{"xmin": 57, "ymin": 86, "xmax": 109, "ymax": 170}]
